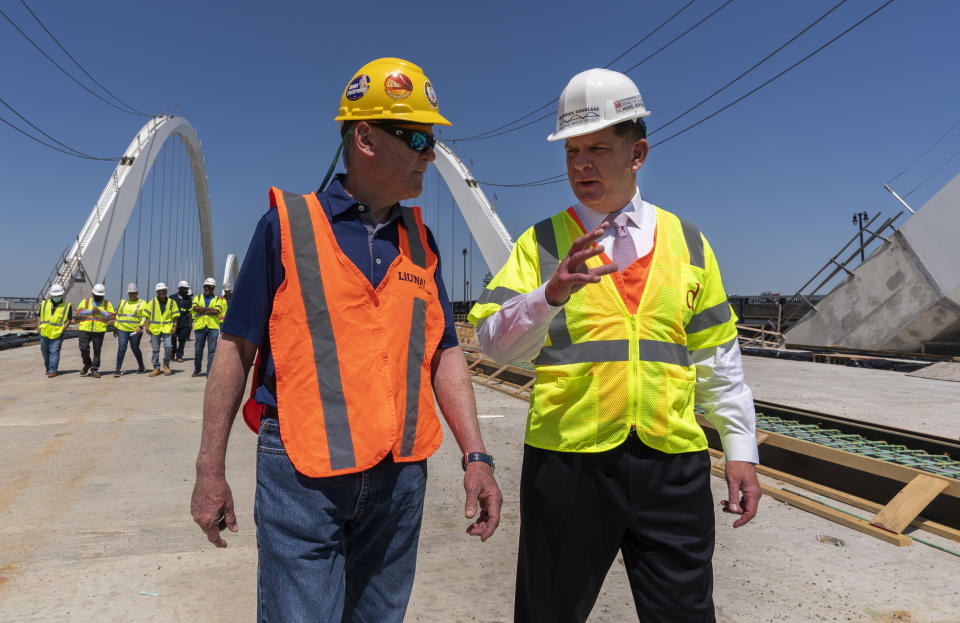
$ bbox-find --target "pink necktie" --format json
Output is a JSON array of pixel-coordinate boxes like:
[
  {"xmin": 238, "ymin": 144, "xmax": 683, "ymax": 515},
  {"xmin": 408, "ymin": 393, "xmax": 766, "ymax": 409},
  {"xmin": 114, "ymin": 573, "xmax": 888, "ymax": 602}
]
[{"xmin": 608, "ymin": 212, "xmax": 637, "ymax": 271}]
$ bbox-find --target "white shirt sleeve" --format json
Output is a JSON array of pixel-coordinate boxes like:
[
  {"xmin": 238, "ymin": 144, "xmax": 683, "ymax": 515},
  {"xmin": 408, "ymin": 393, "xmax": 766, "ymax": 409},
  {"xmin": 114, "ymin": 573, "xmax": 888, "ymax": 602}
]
[
  {"xmin": 476, "ymin": 284, "xmax": 562, "ymax": 364},
  {"xmin": 693, "ymin": 339, "xmax": 759, "ymax": 463}
]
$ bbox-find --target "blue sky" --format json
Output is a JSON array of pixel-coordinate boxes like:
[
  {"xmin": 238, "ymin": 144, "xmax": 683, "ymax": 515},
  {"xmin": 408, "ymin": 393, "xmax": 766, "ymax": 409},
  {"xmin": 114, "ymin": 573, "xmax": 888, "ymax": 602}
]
[{"xmin": 2, "ymin": 0, "xmax": 959, "ymax": 301}]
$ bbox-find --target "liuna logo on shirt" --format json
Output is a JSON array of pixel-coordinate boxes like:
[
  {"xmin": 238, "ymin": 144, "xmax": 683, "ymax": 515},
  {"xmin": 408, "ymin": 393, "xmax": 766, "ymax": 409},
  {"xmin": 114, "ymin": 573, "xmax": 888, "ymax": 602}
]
[{"xmin": 398, "ymin": 271, "xmax": 425, "ymax": 289}]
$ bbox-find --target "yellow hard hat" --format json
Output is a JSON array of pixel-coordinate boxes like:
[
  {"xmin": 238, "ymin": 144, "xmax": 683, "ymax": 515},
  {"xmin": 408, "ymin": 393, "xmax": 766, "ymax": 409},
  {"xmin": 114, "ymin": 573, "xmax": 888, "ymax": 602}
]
[{"xmin": 335, "ymin": 57, "xmax": 451, "ymax": 126}]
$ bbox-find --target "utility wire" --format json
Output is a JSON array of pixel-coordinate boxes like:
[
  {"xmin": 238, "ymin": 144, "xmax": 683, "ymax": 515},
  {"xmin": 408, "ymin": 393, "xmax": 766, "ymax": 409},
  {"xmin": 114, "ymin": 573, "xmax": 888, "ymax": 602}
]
[
  {"xmin": 17, "ymin": 0, "xmax": 150, "ymax": 117},
  {"xmin": 0, "ymin": 6, "xmax": 148, "ymax": 117},
  {"xmin": 448, "ymin": 0, "xmax": 706, "ymax": 141},
  {"xmin": 650, "ymin": 0, "xmax": 849, "ymax": 136},
  {"xmin": 477, "ymin": 0, "xmax": 898, "ymax": 188},
  {"xmin": 903, "ymin": 143, "xmax": 960, "ymax": 198},
  {"xmin": 887, "ymin": 116, "xmax": 960, "ymax": 185},
  {"xmin": 0, "ymin": 97, "xmax": 120, "ymax": 160}
]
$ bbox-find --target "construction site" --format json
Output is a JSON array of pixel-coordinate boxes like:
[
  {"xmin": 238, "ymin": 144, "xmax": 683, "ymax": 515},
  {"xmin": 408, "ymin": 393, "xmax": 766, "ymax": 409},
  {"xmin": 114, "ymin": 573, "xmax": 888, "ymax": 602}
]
[{"xmin": 3, "ymin": 2, "xmax": 960, "ymax": 622}]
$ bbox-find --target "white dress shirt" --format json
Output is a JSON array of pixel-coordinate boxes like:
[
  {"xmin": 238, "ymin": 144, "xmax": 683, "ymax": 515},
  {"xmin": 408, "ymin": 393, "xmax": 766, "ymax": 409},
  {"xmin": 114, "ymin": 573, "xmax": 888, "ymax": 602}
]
[{"xmin": 478, "ymin": 189, "xmax": 759, "ymax": 463}]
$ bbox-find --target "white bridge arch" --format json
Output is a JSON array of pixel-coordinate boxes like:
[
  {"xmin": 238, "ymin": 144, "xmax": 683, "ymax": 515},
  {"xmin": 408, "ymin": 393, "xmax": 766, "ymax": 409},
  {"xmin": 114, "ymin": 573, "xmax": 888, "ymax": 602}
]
[{"xmin": 49, "ymin": 115, "xmax": 215, "ymax": 305}]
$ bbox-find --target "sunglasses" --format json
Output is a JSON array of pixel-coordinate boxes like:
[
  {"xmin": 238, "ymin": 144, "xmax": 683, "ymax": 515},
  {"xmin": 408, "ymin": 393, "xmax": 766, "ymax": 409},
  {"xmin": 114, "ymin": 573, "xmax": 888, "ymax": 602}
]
[{"xmin": 377, "ymin": 125, "xmax": 437, "ymax": 153}]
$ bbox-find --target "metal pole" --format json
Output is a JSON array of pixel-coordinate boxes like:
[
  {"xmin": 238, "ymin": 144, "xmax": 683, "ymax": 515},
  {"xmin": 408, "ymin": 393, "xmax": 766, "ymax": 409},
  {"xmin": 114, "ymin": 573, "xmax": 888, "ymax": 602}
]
[
  {"xmin": 462, "ymin": 248, "xmax": 468, "ymax": 303},
  {"xmin": 883, "ymin": 184, "xmax": 916, "ymax": 215}
]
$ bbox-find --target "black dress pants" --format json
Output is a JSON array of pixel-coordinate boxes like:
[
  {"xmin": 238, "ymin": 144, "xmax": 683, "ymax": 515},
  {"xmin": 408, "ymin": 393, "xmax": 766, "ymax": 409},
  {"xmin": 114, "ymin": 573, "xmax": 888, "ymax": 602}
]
[
  {"xmin": 172, "ymin": 326, "xmax": 191, "ymax": 359},
  {"xmin": 515, "ymin": 432, "xmax": 716, "ymax": 623},
  {"xmin": 78, "ymin": 331, "xmax": 104, "ymax": 371}
]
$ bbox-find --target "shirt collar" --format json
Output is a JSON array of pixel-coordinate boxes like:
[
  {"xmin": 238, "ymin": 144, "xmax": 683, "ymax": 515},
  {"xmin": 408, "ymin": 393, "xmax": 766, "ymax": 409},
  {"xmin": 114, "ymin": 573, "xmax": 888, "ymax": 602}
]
[
  {"xmin": 574, "ymin": 188, "xmax": 647, "ymax": 231},
  {"xmin": 318, "ymin": 174, "xmax": 401, "ymax": 222}
]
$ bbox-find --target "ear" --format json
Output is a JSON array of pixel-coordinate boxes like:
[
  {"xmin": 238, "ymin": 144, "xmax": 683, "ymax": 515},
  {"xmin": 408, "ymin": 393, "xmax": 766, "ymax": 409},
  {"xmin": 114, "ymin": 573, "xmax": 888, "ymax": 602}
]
[
  {"xmin": 630, "ymin": 138, "xmax": 649, "ymax": 172},
  {"xmin": 352, "ymin": 122, "xmax": 377, "ymax": 159}
]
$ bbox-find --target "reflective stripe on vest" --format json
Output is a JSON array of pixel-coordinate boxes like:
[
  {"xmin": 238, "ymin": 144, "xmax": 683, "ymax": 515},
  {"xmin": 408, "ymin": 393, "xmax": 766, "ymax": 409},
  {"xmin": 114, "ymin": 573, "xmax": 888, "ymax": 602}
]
[
  {"xmin": 39, "ymin": 300, "xmax": 70, "ymax": 339},
  {"xmin": 115, "ymin": 299, "xmax": 144, "ymax": 330},
  {"xmin": 77, "ymin": 298, "xmax": 112, "ymax": 332},
  {"xmin": 266, "ymin": 189, "xmax": 445, "ymax": 477}
]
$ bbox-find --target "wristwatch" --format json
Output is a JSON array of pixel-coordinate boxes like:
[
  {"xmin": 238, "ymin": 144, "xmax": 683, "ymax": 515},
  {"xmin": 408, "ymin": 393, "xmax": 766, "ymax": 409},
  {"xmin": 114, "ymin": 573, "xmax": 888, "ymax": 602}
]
[{"xmin": 461, "ymin": 452, "xmax": 495, "ymax": 472}]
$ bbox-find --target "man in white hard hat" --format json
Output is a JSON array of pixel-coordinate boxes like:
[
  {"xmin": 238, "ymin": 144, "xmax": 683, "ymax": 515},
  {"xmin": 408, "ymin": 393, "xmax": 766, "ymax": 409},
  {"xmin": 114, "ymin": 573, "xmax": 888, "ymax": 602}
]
[
  {"xmin": 171, "ymin": 280, "xmax": 194, "ymax": 363},
  {"xmin": 75, "ymin": 283, "xmax": 115, "ymax": 378},
  {"xmin": 145, "ymin": 283, "xmax": 180, "ymax": 376},
  {"xmin": 38, "ymin": 283, "xmax": 72, "ymax": 378},
  {"xmin": 191, "ymin": 57, "xmax": 501, "ymax": 623},
  {"xmin": 114, "ymin": 283, "xmax": 148, "ymax": 376},
  {"xmin": 470, "ymin": 68, "xmax": 761, "ymax": 623},
  {"xmin": 190, "ymin": 277, "xmax": 226, "ymax": 377}
]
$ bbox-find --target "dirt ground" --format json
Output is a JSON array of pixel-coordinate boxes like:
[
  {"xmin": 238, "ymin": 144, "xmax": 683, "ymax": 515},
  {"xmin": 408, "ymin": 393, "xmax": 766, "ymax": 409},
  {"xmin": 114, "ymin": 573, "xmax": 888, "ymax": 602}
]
[{"xmin": 0, "ymin": 337, "xmax": 957, "ymax": 622}]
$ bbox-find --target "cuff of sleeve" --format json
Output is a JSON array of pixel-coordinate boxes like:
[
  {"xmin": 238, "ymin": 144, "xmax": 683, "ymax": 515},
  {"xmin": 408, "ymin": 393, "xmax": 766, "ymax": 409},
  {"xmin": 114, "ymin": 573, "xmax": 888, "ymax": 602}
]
[
  {"xmin": 528, "ymin": 284, "xmax": 564, "ymax": 322},
  {"xmin": 720, "ymin": 433, "xmax": 760, "ymax": 464}
]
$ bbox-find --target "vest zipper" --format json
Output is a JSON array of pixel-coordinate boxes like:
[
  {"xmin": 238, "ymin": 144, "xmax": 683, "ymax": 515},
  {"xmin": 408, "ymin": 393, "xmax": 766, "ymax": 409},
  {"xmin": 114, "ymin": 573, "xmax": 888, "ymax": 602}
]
[{"xmin": 629, "ymin": 314, "xmax": 639, "ymax": 433}]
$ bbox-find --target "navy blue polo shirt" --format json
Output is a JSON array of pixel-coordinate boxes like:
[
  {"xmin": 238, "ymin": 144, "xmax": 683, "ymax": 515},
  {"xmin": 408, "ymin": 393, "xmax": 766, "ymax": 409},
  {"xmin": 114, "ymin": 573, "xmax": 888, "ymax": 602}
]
[{"xmin": 222, "ymin": 175, "xmax": 457, "ymax": 408}]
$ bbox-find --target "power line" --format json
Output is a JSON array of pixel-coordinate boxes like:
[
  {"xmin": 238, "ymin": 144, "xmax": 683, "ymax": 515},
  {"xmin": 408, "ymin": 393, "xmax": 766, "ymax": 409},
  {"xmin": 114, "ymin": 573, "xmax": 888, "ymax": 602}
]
[
  {"xmin": 903, "ymin": 143, "xmax": 960, "ymax": 198},
  {"xmin": 17, "ymin": 0, "xmax": 150, "ymax": 117},
  {"xmin": 887, "ymin": 116, "xmax": 960, "ymax": 185},
  {"xmin": 0, "ymin": 6, "xmax": 149, "ymax": 117},
  {"xmin": 476, "ymin": 0, "xmax": 899, "ymax": 188},
  {"xmin": 650, "ymin": 0, "xmax": 849, "ymax": 136},
  {"xmin": 448, "ymin": 0, "xmax": 708, "ymax": 142},
  {"xmin": 0, "ymin": 94, "xmax": 120, "ymax": 160}
]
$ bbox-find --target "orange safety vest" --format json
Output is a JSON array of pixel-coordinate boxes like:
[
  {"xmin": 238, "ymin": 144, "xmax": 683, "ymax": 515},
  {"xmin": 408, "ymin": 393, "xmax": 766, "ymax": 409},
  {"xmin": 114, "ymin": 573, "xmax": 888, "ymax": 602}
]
[{"xmin": 242, "ymin": 188, "xmax": 446, "ymax": 477}]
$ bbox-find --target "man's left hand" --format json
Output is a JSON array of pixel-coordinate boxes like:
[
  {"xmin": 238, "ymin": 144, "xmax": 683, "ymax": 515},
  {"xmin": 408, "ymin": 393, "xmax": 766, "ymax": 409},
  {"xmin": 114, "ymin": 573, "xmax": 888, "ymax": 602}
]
[
  {"xmin": 463, "ymin": 463, "xmax": 502, "ymax": 541},
  {"xmin": 721, "ymin": 460, "xmax": 761, "ymax": 528}
]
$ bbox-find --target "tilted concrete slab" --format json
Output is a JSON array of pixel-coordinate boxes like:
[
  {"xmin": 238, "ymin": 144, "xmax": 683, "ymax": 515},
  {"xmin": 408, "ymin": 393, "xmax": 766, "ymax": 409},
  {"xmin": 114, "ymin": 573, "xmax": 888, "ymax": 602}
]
[{"xmin": 786, "ymin": 170, "xmax": 960, "ymax": 351}]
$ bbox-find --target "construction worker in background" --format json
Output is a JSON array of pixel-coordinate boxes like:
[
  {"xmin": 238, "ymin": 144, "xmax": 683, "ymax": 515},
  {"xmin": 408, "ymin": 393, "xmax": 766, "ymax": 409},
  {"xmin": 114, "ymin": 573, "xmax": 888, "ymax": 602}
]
[
  {"xmin": 221, "ymin": 283, "xmax": 232, "ymax": 303},
  {"xmin": 145, "ymin": 283, "xmax": 180, "ymax": 377},
  {"xmin": 191, "ymin": 277, "xmax": 226, "ymax": 377},
  {"xmin": 191, "ymin": 57, "xmax": 502, "ymax": 623},
  {"xmin": 171, "ymin": 280, "xmax": 194, "ymax": 363},
  {"xmin": 75, "ymin": 283, "xmax": 115, "ymax": 378},
  {"xmin": 38, "ymin": 283, "xmax": 72, "ymax": 378},
  {"xmin": 114, "ymin": 283, "xmax": 148, "ymax": 376},
  {"xmin": 470, "ymin": 69, "xmax": 761, "ymax": 623}
]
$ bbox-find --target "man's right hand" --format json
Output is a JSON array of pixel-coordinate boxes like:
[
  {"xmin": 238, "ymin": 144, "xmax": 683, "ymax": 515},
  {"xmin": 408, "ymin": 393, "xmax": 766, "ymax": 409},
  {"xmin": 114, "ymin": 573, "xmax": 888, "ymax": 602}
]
[
  {"xmin": 190, "ymin": 472, "xmax": 239, "ymax": 547},
  {"xmin": 544, "ymin": 223, "xmax": 619, "ymax": 306}
]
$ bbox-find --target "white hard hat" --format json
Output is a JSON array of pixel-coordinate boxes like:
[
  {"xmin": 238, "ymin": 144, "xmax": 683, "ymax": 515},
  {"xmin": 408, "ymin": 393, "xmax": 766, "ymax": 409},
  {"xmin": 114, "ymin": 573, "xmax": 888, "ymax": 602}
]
[
  {"xmin": 547, "ymin": 68, "xmax": 651, "ymax": 142},
  {"xmin": 49, "ymin": 284, "xmax": 65, "ymax": 297},
  {"xmin": 203, "ymin": 277, "xmax": 216, "ymax": 287},
  {"xmin": 127, "ymin": 282, "xmax": 139, "ymax": 293},
  {"xmin": 91, "ymin": 284, "xmax": 107, "ymax": 296},
  {"xmin": 178, "ymin": 280, "xmax": 189, "ymax": 288},
  {"xmin": 223, "ymin": 283, "xmax": 233, "ymax": 291},
  {"xmin": 155, "ymin": 282, "xmax": 167, "ymax": 292}
]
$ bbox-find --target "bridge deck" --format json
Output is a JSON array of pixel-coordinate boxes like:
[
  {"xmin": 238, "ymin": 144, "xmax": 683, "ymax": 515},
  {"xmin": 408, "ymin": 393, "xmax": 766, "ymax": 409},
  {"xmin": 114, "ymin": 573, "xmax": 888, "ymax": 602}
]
[{"xmin": 1, "ymin": 336, "xmax": 959, "ymax": 621}]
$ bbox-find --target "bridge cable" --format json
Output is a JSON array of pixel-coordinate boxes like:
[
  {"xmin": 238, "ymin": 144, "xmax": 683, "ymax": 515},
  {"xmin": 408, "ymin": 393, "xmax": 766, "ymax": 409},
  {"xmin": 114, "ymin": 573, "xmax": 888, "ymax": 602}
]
[
  {"xmin": 0, "ymin": 95, "xmax": 121, "ymax": 160},
  {"xmin": 475, "ymin": 0, "xmax": 898, "ymax": 188},
  {"xmin": 17, "ymin": 0, "xmax": 151, "ymax": 117},
  {"xmin": 447, "ymin": 0, "xmax": 706, "ymax": 142},
  {"xmin": 0, "ymin": 7, "xmax": 149, "ymax": 117},
  {"xmin": 903, "ymin": 143, "xmax": 960, "ymax": 199},
  {"xmin": 886, "ymin": 115, "xmax": 960, "ymax": 186}
]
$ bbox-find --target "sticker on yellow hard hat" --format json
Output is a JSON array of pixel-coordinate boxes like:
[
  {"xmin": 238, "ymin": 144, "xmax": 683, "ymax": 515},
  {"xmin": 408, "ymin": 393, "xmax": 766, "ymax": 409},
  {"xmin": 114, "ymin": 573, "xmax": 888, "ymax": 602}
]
[
  {"xmin": 345, "ymin": 74, "xmax": 370, "ymax": 101},
  {"xmin": 384, "ymin": 73, "xmax": 413, "ymax": 100},
  {"xmin": 424, "ymin": 81, "xmax": 438, "ymax": 108}
]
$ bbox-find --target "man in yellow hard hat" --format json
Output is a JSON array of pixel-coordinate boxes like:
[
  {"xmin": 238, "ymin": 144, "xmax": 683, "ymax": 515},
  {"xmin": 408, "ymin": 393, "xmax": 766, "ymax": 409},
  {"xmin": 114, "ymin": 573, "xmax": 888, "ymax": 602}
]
[
  {"xmin": 191, "ymin": 58, "xmax": 502, "ymax": 623},
  {"xmin": 470, "ymin": 68, "xmax": 761, "ymax": 623}
]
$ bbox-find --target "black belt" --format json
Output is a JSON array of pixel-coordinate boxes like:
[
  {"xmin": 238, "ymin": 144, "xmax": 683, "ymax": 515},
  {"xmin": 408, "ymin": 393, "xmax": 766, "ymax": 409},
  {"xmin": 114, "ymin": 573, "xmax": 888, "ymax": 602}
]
[{"xmin": 262, "ymin": 405, "xmax": 278, "ymax": 421}]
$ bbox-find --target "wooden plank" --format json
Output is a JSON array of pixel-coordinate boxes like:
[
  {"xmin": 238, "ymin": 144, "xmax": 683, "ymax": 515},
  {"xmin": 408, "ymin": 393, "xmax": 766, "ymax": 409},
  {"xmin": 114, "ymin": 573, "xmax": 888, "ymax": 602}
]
[
  {"xmin": 709, "ymin": 455, "xmax": 911, "ymax": 546},
  {"xmin": 764, "ymin": 487, "xmax": 912, "ymax": 547},
  {"xmin": 756, "ymin": 432, "xmax": 769, "ymax": 446},
  {"xmin": 707, "ymin": 449, "xmax": 960, "ymax": 544},
  {"xmin": 870, "ymin": 473, "xmax": 949, "ymax": 534}
]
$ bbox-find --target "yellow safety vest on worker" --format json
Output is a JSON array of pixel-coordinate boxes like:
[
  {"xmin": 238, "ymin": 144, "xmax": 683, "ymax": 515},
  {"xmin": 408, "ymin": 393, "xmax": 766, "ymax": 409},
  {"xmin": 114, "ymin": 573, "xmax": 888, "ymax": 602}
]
[
  {"xmin": 146, "ymin": 298, "xmax": 180, "ymax": 335},
  {"xmin": 38, "ymin": 299, "xmax": 71, "ymax": 339},
  {"xmin": 469, "ymin": 205, "xmax": 739, "ymax": 455},
  {"xmin": 114, "ymin": 299, "xmax": 147, "ymax": 332},
  {"xmin": 191, "ymin": 294, "xmax": 227, "ymax": 331},
  {"xmin": 76, "ymin": 297, "xmax": 115, "ymax": 333}
]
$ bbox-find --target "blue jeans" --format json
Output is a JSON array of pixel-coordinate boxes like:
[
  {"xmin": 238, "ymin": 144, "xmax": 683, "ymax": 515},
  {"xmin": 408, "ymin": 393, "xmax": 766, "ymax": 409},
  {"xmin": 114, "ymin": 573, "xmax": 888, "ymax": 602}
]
[
  {"xmin": 150, "ymin": 333, "xmax": 172, "ymax": 369},
  {"xmin": 193, "ymin": 328, "xmax": 219, "ymax": 374},
  {"xmin": 255, "ymin": 419, "xmax": 427, "ymax": 623},
  {"xmin": 116, "ymin": 330, "xmax": 145, "ymax": 370},
  {"xmin": 40, "ymin": 336, "xmax": 63, "ymax": 373}
]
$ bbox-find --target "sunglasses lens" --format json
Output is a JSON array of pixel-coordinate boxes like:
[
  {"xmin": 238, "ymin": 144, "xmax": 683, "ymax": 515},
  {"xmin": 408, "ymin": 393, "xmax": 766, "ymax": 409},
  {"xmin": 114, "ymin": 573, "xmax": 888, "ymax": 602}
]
[{"xmin": 410, "ymin": 132, "xmax": 428, "ymax": 152}]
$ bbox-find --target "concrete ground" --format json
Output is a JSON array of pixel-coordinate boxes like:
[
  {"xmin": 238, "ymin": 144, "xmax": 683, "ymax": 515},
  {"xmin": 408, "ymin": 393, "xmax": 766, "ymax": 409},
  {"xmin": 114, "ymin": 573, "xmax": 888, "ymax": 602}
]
[{"xmin": 0, "ymin": 337, "xmax": 958, "ymax": 622}]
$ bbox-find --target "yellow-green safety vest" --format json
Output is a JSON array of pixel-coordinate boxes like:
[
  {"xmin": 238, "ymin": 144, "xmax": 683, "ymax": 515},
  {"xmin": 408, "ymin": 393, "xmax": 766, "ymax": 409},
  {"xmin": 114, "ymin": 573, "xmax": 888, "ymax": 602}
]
[
  {"xmin": 468, "ymin": 206, "xmax": 738, "ymax": 455},
  {"xmin": 38, "ymin": 299, "xmax": 71, "ymax": 339},
  {"xmin": 114, "ymin": 299, "xmax": 147, "ymax": 332},
  {"xmin": 191, "ymin": 294, "xmax": 227, "ymax": 330},
  {"xmin": 76, "ymin": 297, "xmax": 115, "ymax": 333},
  {"xmin": 146, "ymin": 297, "xmax": 180, "ymax": 335}
]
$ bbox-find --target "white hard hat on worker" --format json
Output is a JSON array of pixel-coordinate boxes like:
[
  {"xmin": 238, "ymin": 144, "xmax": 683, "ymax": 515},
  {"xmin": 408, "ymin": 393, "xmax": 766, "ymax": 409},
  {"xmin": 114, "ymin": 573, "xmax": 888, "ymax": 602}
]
[{"xmin": 549, "ymin": 68, "xmax": 651, "ymax": 214}]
